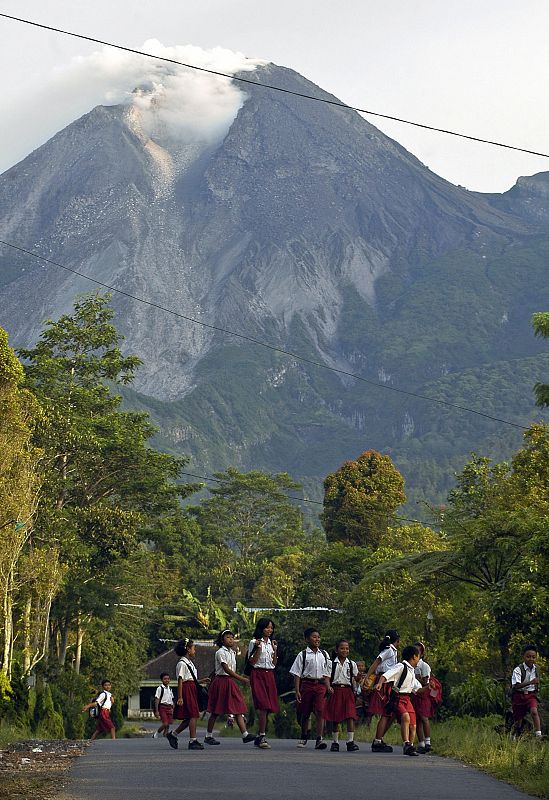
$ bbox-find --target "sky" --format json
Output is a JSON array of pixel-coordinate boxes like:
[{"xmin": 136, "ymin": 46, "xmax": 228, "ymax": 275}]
[{"xmin": 0, "ymin": 0, "xmax": 548, "ymax": 192}]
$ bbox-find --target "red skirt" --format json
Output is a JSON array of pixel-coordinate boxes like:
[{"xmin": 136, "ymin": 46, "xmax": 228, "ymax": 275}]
[
  {"xmin": 366, "ymin": 683, "xmax": 389, "ymax": 715},
  {"xmin": 250, "ymin": 669, "xmax": 279, "ymax": 713},
  {"xmin": 158, "ymin": 703, "xmax": 174, "ymax": 725},
  {"xmin": 207, "ymin": 676, "xmax": 247, "ymax": 716},
  {"xmin": 512, "ymin": 692, "xmax": 538, "ymax": 721},
  {"xmin": 412, "ymin": 690, "xmax": 433, "ymax": 719},
  {"xmin": 324, "ymin": 686, "xmax": 358, "ymax": 723},
  {"xmin": 174, "ymin": 681, "xmax": 200, "ymax": 719},
  {"xmin": 96, "ymin": 708, "xmax": 114, "ymax": 733}
]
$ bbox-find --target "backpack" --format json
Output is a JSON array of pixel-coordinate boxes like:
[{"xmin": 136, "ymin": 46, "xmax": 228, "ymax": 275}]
[
  {"xmin": 428, "ymin": 675, "xmax": 443, "ymax": 706},
  {"xmin": 330, "ymin": 658, "xmax": 356, "ymax": 692},
  {"xmin": 183, "ymin": 658, "xmax": 209, "ymax": 712},
  {"xmin": 155, "ymin": 685, "xmax": 170, "ymax": 707},
  {"xmin": 512, "ymin": 664, "xmax": 539, "ymax": 695},
  {"xmin": 301, "ymin": 648, "xmax": 329, "ymax": 677},
  {"xmin": 89, "ymin": 690, "xmax": 106, "ymax": 719},
  {"xmin": 244, "ymin": 641, "xmax": 260, "ymax": 677}
]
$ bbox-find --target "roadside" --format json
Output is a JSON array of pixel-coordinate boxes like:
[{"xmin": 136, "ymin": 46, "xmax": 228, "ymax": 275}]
[{"xmin": 0, "ymin": 739, "xmax": 88, "ymax": 800}]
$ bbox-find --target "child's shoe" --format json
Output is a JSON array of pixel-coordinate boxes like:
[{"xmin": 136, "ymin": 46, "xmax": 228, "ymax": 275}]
[
  {"xmin": 188, "ymin": 739, "xmax": 204, "ymax": 750},
  {"xmin": 315, "ymin": 737, "xmax": 327, "ymax": 750},
  {"xmin": 330, "ymin": 741, "xmax": 339, "ymax": 751},
  {"xmin": 297, "ymin": 739, "xmax": 308, "ymax": 748},
  {"xmin": 371, "ymin": 740, "xmax": 393, "ymax": 752},
  {"xmin": 257, "ymin": 736, "xmax": 271, "ymax": 749},
  {"xmin": 403, "ymin": 742, "xmax": 419, "ymax": 756},
  {"xmin": 346, "ymin": 741, "xmax": 360, "ymax": 751},
  {"xmin": 166, "ymin": 732, "xmax": 178, "ymax": 750},
  {"xmin": 204, "ymin": 735, "xmax": 220, "ymax": 745},
  {"xmin": 242, "ymin": 733, "xmax": 256, "ymax": 743}
]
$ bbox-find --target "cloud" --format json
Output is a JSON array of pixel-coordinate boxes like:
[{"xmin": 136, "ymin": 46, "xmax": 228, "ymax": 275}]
[{"xmin": 1, "ymin": 42, "xmax": 265, "ymax": 173}]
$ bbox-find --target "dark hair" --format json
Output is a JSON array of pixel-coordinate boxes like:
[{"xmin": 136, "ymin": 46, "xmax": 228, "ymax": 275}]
[
  {"xmin": 332, "ymin": 639, "xmax": 350, "ymax": 659},
  {"xmin": 304, "ymin": 627, "xmax": 320, "ymax": 640},
  {"xmin": 215, "ymin": 629, "xmax": 234, "ymax": 647},
  {"xmin": 378, "ymin": 629, "xmax": 399, "ymax": 651},
  {"xmin": 174, "ymin": 638, "xmax": 194, "ymax": 657},
  {"xmin": 414, "ymin": 641, "xmax": 426, "ymax": 656},
  {"xmin": 101, "ymin": 679, "xmax": 111, "ymax": 687},
  {"xmin": 402, "ymin": 645, "xmax": 420, "ymax": 662},
  {"xmin": 523, "ymin": 644, "xmax": 538, "ymax": 654},
  {"xmin": 160, "ymin": 672, "xmax": 170, "ymax": 680},
  {"xmin": 252, "ymin": 618, "xmax": 275, "ymax": 640}
]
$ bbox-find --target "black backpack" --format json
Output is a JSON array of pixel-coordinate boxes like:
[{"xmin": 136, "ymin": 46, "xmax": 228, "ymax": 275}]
[
  {"xmin": 300, "ymin": 648, "xmax": 329, "ymax": 676},
  {"xmin": 89, "ymin": 690, "xmax": 106, "ymax": 719},
  {"xmin": 384, "ymin": 662, "xmax": 410, "ymax": 715},
  {"xmin": 330, "ymin": 658, "xmax": 355, "ymax": 690},
  {"xmin": 244, "ymin": 641, "xmax": 260, "ymax": 677}
]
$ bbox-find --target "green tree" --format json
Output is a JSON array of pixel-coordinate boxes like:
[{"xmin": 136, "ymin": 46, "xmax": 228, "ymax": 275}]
[
  {"xmin": 322, "ymin": 450, "xmax": 406, "ymax": 548},
  {"xmin": 19, "ymin": 293, "xmax": 192, "ymax": 671},
  {"xmin": 532, "ymin": 311, "xmax": 549, "ymax": 406}
]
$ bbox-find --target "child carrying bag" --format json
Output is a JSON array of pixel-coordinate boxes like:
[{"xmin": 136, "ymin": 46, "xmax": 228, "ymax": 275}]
[{"xmin": 384, "ymin": 663, "xmax": 409, "ymax": 716}]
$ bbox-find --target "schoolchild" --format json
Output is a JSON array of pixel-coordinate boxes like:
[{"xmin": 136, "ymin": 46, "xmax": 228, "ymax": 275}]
[
  {"xmin": 364, "ymin": 629, "xmax": 400, "ymax": 721},
  {"xmin": 167, "ymin": 638, "xmax": 205, "ymax": 751},
  {"xmin": 290, "ymin": 627, "xmax": 332, "ymax": 750},
  {"xmin": 412, "ymin": 642, "xmax": 434, "ymax": 753},
  {"xmin": 204, "ymin": 629, "xmax": 255, "ymax": 745},
  {"xmin": 82, "ymin": 679, "xmax": 116, "ymax": 740},
  {"xmin": 372, "ymin": 644, "xmax": 430, "ymax": 756},
  {"xmin": 511, "ymin": 644, "xmax": 542, "ymax": 738},
  {"xmin": 247, "ymin": 617, "xmax": 279, "ymax": 749},
  {"xmin": 153, "ymin": 672, "xmax": 174, "ymax": 739},
  {"xmin": 324, "ymin": 639, "xmax": 360, "ymax": 752}
]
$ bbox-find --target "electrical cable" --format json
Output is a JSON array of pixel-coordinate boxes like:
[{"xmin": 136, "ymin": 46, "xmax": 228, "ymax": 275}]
[
  {"xmin": 0, "ymin": 12, "xmax": 548, "ymax": 159},
  {"xmin": 0, "ymin": 238, "xmax": 529, "ymax": 430}
]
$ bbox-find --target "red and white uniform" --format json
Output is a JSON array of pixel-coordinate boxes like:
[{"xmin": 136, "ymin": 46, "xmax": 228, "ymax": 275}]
[
  {"xmin": 368, "ymin": 644, "xmax": 398, "ymax": 715},
  {"xmin": 325, "ymin": 657, "xmax": 358, "ymax": 723},
  {"xmin": 382, "ymin": 661, "xmax": 422, "ymax": 725},
  {"xmin": 290, "ymin": 648, "xmax": 331, "ymax": 717},
  {"xmin": 511, "ymin": 663, "xmax": 539, "ymax": 721},
  {"xmin": 412, "ymin": 658, "xmax": 433, "ymax": 718},
  {"xmin": 175, "ymin": 657, "xmax": 200, "ymax": 719},
  {"xmin": 155, "ymin": 684, "xmax": 174, "ymax": 725},
  {"xmin": 248, "ymin": 638, "xmax": 279, "ymax": 713},
  {"xmin": 207, "ymin": 646, "xmax": 247, "ymax": 716}
]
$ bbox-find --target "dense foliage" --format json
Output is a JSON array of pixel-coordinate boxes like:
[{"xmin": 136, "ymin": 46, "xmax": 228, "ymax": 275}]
[{"xmin": 0, "ymin": 294, "xmax": 547, "ymax": 738}]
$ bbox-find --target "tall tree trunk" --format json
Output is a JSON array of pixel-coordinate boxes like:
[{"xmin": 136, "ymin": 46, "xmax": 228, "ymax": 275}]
[
  {"xmin": 499, "ymin": 632, "xmax": 511, "ymax": 675},
  {"xmin": 74, "ymin": 612, "xmax": 83, "ymax": 675},
  {"xmin": 58, "ymin": 616, "xmax": 70, "ymax": 667},
  {"xmin": 22, "ymin": 595, "xmax": 32, "ymax": 674},
  {"xmin": 1, "ymin": 570, "xmax": 14, "ymax": 676}
]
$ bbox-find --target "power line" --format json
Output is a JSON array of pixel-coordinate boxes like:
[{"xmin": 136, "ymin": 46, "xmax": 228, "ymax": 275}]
[
  {"xmin": 0, "ymin": 238, "xmax": 528, "ymax": 431},
  {"xmin": 1, "ymin": 12, "xmax": 548, "ymax": 159}
]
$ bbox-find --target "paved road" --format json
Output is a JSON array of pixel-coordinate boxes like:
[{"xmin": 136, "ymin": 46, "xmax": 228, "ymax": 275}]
[{"xmin": 62, "ymin": 736, "xmax": 531, "ymax": 800}]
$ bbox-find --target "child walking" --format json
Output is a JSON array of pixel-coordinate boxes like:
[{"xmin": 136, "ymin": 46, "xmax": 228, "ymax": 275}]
[
  {"xmin": 167, "ymin": 638, "xmax": 205, "ymax": 750},
  {"xmin": 247, "ymin": 617, "xmax": 279, "ymax": 749},
  {"xmin": 412, "ymin": 642, "xmax": 434, "ymax": 753},
  {"xmin": 290, "ymin": 627, "xmax": 332, "ymax": 750},
  {"xmin": 364, "ymin": 629, "xmax": 400, "ymax": 723},
  {"xmin": 372, "ymin": 644, "xmax": 430, "ymax": 756},
  {"xmin": 511, "ymin": 644, "xmax": 542, "ymax": 738},
  {"xmin": 82, "ymin": 679, "xmax": 116, "ymax": 740},
  {"xmin": 325, "ymin": 639, "xmax": 360, "ymax": 752},
  {"xmin": 153, "ymin": 672, "xmax": 174, "ymax": 738},
  {"xmin": 204, "ymin": 629, "xmax": 255, "ymax": 746}
]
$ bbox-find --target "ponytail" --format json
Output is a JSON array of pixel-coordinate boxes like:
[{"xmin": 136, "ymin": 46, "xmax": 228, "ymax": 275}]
[{"xmin": 378, "ymin": 629, "xmax": 399, "ymax": 652}]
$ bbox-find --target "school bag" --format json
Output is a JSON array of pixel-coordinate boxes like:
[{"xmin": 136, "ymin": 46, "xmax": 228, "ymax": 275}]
[
  {"xmin": 330, "ymin": 658, "xmax": 356, "ymax": 692},
  {"xmin": 89, "ymin": 690, "xmax": 106, "ymax": 719},
  {"xmin": 185, "ymin": 659, "xmax": 209, "ymax": 712},
  {"xmin": 300, "ymin": 648, "xmax": 329, "ymax": 677},
  {"xmin": 512, "ymin": 664, "xmax": 539, "ymax": 695},
  {"xmin": 383, "ymin": 662, "xmax": 409, "ymax": 716},
  {"xmin": 155, "ymin": 685, "xmax": 172, "ymax": 707},
  {"xmin": 243, "ymin": 641, "xmax": 260, "ymax": 677},
  {"xmin": 428, "ymin": 675, "xmax": 443, "ymax": 706}
]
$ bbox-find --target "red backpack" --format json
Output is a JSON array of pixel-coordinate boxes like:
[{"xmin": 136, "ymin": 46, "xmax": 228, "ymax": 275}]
[{"xmin": 429, "ymin": 675, "xmax": 443, "ymax": 707}]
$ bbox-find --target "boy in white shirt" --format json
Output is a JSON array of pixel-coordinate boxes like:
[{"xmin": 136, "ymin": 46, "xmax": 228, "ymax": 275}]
[
  {"xmin": 82, "ymin": 679, "xmax": 116, "ymax": 740},
  {"xmin": 511, "ymin": 644, "xmax": 542, "ymax": 737},
  {"xmin": 153, "ymin": 672, "xmax": 174, "ymax": 738},
  {"xmin": 290, "ymin": 627, "xmax": 332, "ymax": 750}
]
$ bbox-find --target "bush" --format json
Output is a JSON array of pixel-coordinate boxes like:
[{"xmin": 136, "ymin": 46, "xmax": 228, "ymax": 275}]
[
  {"xmin": 33, "ymin": 682, "xmax": 65, "ymax": 739},
  {"xmin": 50, "ymin": 671, "xmax": 90, "ymax": 739},
  {"xmin": 448, "ymin": 674, "xmax": 507, "ymax": 716}
]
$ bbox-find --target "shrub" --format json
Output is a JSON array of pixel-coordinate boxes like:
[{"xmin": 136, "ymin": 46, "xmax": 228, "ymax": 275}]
[{"xmin": 449, "ymin": 674, "xmax": 507, "ymax": 716}]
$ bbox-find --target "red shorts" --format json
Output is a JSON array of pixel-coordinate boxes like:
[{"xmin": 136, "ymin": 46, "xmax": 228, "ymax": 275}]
[
  {"xmin": 96, "ymin": 708, "xmax": 115, "ymax": 733},
  {"xmin": 297, "ymin": 680, "xmax": 326, "ymax": 718},
  {"xmin": 324, "ymin": 686, "xmax": 358, "ymax": 723},
  {"xmin": 385, "ymin": 694, "xmax": 416, "ymax": 726},
  {"xmin": 158, "ymin": 703, "xmax": 173, "ymax": 725},
  {"xmin": 250, "ymin": 669, "xmax": 279, "ymax": 713},
  {"xmin": 512, "ymin": 692, "xmax": 538, "ymax": 721}
]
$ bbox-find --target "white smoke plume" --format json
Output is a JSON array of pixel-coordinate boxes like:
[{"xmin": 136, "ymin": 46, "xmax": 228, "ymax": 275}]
[{"xmin": 1, "ymin": 42, "xmax": 266, "ymax": 173}]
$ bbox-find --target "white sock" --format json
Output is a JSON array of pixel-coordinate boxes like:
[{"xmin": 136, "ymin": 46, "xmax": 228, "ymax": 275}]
[
  {"xmin": 347, "ymin": 732, "xmax": 354, "ymax": 742},
  {"xmin": 190, "ymin": 737, "xmax": 197, "ymax": 742},
  {"xmin": 258, "ymin": 732, "xmax": 265, "ymax": 737},
  {"xmin": 419, "ymin": 740, "xmax": 426, "ymax": 747},
  {"xmin": 535, "ymin": 731, "xmax": 542, "ymax": 737},
  {"xmin": 374, "ymin": 738, "xmax": 381, "ymax": 744},
  {"xmin": 242, "ymin": 730, "xmax": 249, "ymax": 739},
  {"xmin": 425, "ymin": 737, "xmax": 431, "ymax": 744},
  {"xmin": 332, "ymin": 731, "xmax": 339, "ymax": 742}
]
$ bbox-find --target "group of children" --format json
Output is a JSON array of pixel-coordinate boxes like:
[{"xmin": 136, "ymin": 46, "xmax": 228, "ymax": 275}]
[{"xmin": 84, "ymin": 623, "xmax": 543, "ymax": 752}]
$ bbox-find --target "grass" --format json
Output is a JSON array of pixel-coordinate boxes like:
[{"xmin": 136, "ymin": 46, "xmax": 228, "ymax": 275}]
[{"xmin": 0, "ymin": 719, "xmax": 30, "ymax": 748}]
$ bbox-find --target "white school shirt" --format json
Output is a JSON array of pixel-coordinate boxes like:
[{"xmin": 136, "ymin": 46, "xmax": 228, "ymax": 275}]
[
  {"xmin": 176, "ymin": 657, "xmax": 198, "ymax": 682},
  {"xmin": 331, "ymin": 657, "xmax": 358, "ymax": 686},
  {"xmin": 95, "ymin": 690, "xmax": 112, "ymax": 710},
  {"xmin": 376, "ymin": 644, "xmax": 398, "ymax": 674},
  {"xmin": 512, "ymin": 663, "xmax": 538, "ymax": 693},
  {"xmin": 290, "ymin": 647, "xmax": 331, "ymax": 679},
  {"xmin": 248, "ymin": 638, "xmax": 276, "ymax": 669},
  {"xmin": 155, "ymin": 684, "xmax": 175, "ymax": 705},
  {"xmin": 415, "ymin": 658, "xmax": 431, "ymax": 682},
  {"xmin": 382, "ymin": 661, "xmax": 422, "ymax": 694},
  {"xmin": 215, "ymin": 645, "xmax": 236, "ymax": 676}
]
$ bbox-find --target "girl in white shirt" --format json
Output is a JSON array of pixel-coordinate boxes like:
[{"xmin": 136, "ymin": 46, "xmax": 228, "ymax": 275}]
[
  {"xmin": 204, "ymin": 629, "xmax": 255, "ymax": 746},
  {"xmin": 167, "ymin": 638, "xmax": 205, "ymax": 751},
  {"xmin": 364, "ymin": 629, "xmax": 400, "ymax": 719},
  {"xmin": 247, "ymin": 617, "xmax": 279, "ymax": 749}
]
